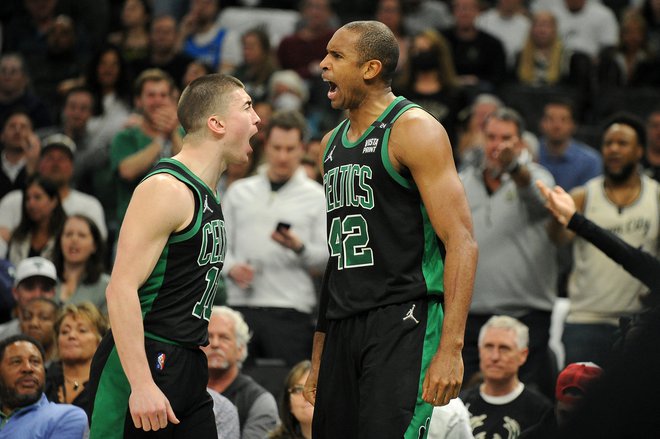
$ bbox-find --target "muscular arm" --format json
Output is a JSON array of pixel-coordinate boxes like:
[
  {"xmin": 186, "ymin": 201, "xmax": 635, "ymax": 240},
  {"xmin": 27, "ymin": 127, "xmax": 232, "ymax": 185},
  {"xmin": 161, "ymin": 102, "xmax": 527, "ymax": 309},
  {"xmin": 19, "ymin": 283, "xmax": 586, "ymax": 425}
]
[
  {"xmin": 106, "ymin": 174, "xmax": 192, "ymax": 431},
  {"xmin": 304, "ymin": 130, "xmax": 333, "ymax": 406},
  {"xmin": 391, "ymin": 110, "xmax": 478, "ymax": 406}
]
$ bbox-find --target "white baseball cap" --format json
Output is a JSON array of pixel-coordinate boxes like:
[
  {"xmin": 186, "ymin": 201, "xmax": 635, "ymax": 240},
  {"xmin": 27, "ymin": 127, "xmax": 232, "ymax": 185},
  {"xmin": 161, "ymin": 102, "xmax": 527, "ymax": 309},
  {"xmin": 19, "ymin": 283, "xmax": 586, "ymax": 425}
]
[{"xmin": 14, "ymin": 257, "xmax": 57, "ymax": 287}]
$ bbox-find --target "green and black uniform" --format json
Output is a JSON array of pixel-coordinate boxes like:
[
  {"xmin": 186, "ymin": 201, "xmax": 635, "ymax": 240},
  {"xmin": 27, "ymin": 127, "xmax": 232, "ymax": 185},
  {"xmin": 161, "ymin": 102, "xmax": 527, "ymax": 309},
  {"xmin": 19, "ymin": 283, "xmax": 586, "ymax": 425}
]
[
  {"xmin": 86, "ymin": 159, "xmax": 226, "ymax": 439},
  {"xmin": 313, "ymin": 97, "xmax": 446, "ymax": 439}
]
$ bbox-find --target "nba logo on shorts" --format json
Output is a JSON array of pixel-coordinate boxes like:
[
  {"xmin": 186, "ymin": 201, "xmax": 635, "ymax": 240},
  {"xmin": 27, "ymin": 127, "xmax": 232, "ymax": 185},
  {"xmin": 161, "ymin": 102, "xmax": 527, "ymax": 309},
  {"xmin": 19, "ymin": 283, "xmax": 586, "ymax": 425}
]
[{"xmin": 156, "ymin": 352, "xmax": 166, "ymax": 371}]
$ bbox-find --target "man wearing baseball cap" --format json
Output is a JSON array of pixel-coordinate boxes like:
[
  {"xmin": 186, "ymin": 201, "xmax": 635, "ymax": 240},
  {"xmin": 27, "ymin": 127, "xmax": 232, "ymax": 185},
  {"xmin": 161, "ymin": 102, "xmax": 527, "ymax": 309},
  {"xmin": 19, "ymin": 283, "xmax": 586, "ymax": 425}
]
[
  {"xmin": 0, "ymin": 134, "xmax": 107, "ymax": 245},
  {"xmin": 555, "ymin": 362, "xmax": 602, "ymax": 425},
  {"xmin": 0, "ymin": 257, "xmax": 57, "ymax": 340}
]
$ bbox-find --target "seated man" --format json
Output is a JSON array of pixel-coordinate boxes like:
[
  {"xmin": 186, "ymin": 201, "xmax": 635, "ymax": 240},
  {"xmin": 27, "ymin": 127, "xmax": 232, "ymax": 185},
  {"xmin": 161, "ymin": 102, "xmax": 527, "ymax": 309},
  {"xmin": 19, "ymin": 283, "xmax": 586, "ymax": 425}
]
[
  {"xmin": 0, "ymin": 334, "xmax": 87, "ymax": 438},
  {"xmin": 0, "ymin": 257, "xmax": 57, "ymax": 341},
  {"xmin": 461, "ymin": 315, "xmax": 553, "ymax": 437},
  {"xmin": 203, "ymin": 306, "xmax": 279, "ymax": 439}
]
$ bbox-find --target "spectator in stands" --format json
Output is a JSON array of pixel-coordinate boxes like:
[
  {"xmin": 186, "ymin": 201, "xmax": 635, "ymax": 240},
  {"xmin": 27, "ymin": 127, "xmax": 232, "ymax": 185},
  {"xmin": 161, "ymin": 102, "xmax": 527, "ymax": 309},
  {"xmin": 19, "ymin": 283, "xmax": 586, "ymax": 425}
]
[
  {"xmin": 53, "ymin": 215, "xmax": 109, "ymax": 314},
  {"xmin": 110, "ymin": 68, "xmax": 180, "ymax": 227},
  {"xmin": 131, "ymin": 14, "xmax": 195, "ymax": 90},
  {"xmin": 456, "ymin": 93, "xmax": 503, "ymax": 169},
  {"xmin": 442, "ymin": 0, "xmax": 507, "ymax": 92},
  {"xmin": 0, "ymin": 110, "xmax": 40, "ymax": 200},
  {"xmin": 515, "ymin": 10, "xmax": 592, "ymax": 90},
  {"xmin": 639, "ymin": 0, "xmax": 660, "ymax": 54},
  {"xmin": 37, "ymin": 87, "xmax": 95, "ymax": 170},
  {"xmin": 278, "ymin": 0, "xmax": 335, "ymax": 80},
  {"xmin": 547, "ymin": 113, "xmax": 660, "ymax": 367},
  {"xmin": 178, "ymin": 0, "xmax": 238, "ymax": 72},
  {"xmin": 460, "ymin": 107, "xmax": 558, "ymax": 398},
  {"xmin": 0, "ymin": 334, "xmax": 88, "ymax": 438},
  {"xmin": 0, "ymin": 257, "xmax": 57, "ymax": 341},
  {"xmin": 25, "ymin": 15, "xmax": 87, "ymax": 121},
  {"xmin": 0, "ymin": 135, "xmax": 108, "ymax": 246},
  {"xmin": 598, "ymin": 9, "xmax": 653, "ymax": 88},
  {"xmin": 520, "ymin": 361, "xmax": 603, "ymax": 438},
  {"xmin": 203, "ymin": 306, "xmax": 280, "ymax": 439},
  {"xmin": 538, "ymin": 99, "xmax": 601, "ymax": 191},
  {"xmin": 224, "ymin": 110, "xmax": 326, "ymax": 367},
  {"xmin": 82, "ymin": 44, "xmax": 134, "ymax": 153},
  {"xmin": 232, "ymin": 27, "xmax": 279, "ymax": 103},
  {"xmin": 267, "ymin": 70, "xmax": 309, "ymax": 113},
  {"xmin": 461, "ymin": 316, "xmax": 553, "ymax": 438},
  {"xmin": 476, "ymin": 0, "xmax": 531, "ymax": 70},
  {"xmin": 181, "ymin": 59, "xmax": 214, "ymax": 88},
  {"xmin": 7, "ymin": 175, "xmax": 66, "ymax": 266},
  {"xmin": 543, "ymin": 0, "xmax": 619, "ymax": 61},
  {"xmin": 18, "ymin": 297, "xmax": 59, "ymax": 366},
  {"xmin": 643, "ymin": 108, "xmax": 660, "ymax": 181},
  {"xmin": 394, "ymin": 28, "xmax": 466, "ymax": 144},
  {"xmin": 0, "ymin": 54, "xmax": 51, "ymax": 130},
  {"xmin": 375, "ymin": 0, "xmax": 411, "ymax": 79},
  {"xmin": 45, "ymin": 302, "xmax": 108, "ymax": 408},
  {"xmin": 3, "ymin": 0, "xmax": 58, "ymax": 59},
  {"xmin": 268, "ymin": 360, "xmax": 313, "ymax": 439},
  {"xmin": 402, "ymin": 0, "xmax": 454, "ymax": 35},
  {"xmin": 108, "ymin": 0, "xmax": 152, "ymax": 64}
]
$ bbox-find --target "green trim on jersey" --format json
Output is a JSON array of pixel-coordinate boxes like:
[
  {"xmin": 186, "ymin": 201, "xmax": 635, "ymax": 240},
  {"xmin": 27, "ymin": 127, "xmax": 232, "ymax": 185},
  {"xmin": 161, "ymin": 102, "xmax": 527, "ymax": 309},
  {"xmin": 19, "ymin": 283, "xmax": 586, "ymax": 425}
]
[
  {"xmin": 380, "ymin": 101, "xmax": 420, "ymax": 189},
  {"xmin": 145, "ymin": 331, "xmax": 181, "ymax": 346},
  {"xmin": 404, "ymin": 300, "xmax": 444, "ymax": 439},
  {"xmin": 421, "ymin": 204, "xmax": 445, "ymax": 294},
  {"xmin": 381, "ymin": 129, "xmax": 413, "ymax": 189},
  {"xmin": 89, "ymin": 347, "xmax": 131, "ymax": 439},
  {"xmin": 144, "ymin": 168, "xmax": 204, "ymax": 244},
  {"xmin": 323, "ymin": 120, "xmax": 346, "ymax": 163},
  {"xmin": 340, "ymin": 97, "xmax": 407, "ymax": 148},
  {"xmin": 158, "ymin": 158, "xmax": 219, "ymax": 203}
]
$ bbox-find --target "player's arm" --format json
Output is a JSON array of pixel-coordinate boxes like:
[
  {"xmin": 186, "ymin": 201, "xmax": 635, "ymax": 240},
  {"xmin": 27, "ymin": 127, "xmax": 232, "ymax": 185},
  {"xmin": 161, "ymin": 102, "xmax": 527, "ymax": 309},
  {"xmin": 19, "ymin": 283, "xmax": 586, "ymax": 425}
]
[
  {"xmin": 304, "ymin": 130, "xmax": 333, "ymax": 406},
  {"xmin": 391, "ymin": 111, "xmax": 478, "ymax": 407},
  {"xmin": 106, "ymin": 174, "xmax": 192, "ymax": 431},
  {"xmin": 541, "ymin": 183, "xmax": 586, "ymax": 246}
]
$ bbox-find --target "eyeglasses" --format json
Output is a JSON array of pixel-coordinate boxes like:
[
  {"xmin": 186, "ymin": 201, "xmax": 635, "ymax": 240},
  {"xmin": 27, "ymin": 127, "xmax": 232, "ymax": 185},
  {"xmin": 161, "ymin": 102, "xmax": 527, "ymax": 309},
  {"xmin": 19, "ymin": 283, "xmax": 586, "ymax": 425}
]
[{"xmin": 288, "ymin": 385, "xmax": 305, "ymax": 395}]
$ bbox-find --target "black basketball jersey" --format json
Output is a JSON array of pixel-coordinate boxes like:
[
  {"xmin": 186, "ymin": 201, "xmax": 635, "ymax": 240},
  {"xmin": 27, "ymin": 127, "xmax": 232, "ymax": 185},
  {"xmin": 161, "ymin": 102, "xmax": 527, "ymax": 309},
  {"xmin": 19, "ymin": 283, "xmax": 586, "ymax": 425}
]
[
  {"xmin": 322, "ymin": 96, "xmax": 445, "ymax": 319},
  {"xmin": 139, "ymin": 159, "xmax": 226, "ymax": 347}
]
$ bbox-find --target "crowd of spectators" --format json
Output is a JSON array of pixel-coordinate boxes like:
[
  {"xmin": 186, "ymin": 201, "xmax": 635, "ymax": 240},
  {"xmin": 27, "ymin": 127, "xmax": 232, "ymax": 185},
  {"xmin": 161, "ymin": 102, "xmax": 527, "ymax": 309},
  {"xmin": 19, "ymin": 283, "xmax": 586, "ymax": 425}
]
[{"xmin": 0, "ymin": 0, "xmax": 660, "ymax": 437}]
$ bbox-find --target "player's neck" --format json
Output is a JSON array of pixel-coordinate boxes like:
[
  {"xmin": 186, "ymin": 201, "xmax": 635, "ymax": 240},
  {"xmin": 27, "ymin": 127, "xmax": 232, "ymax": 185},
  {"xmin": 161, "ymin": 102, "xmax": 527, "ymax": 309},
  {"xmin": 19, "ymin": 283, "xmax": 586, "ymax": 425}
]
[
  {"xmin": 346, "ymin": 91, "xmax": 396, "ymax": 141},
  {"xmin": 174, "ymin": 141, "xmax": 224, "ymax": 191},
  {"xmin": 207, "ymin": 365, "xmax": 239, "ymax": 393}
]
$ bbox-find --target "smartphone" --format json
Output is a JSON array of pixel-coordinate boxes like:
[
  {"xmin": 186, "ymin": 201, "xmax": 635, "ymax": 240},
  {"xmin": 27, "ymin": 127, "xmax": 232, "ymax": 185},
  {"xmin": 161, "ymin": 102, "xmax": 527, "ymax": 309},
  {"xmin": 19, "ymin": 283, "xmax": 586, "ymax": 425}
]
[{"xmin": 276, "ymin": 221, "xmax": 291, "ymax": 232}]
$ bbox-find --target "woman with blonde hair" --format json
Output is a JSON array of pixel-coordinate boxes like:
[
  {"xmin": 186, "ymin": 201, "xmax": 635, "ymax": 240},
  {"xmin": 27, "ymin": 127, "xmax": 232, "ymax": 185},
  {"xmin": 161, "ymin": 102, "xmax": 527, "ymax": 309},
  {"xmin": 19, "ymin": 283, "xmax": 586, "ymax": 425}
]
[
  {"xmin": 45, "ymin": 302, "xmax": 109, "ymax": 408},
  {"xmin": 269, "ymin": 360, "xmax": 313, "ymax": 439},
  {"xmin": 516, "ymin": 10, "xmax": 591, "ymax": 89}
]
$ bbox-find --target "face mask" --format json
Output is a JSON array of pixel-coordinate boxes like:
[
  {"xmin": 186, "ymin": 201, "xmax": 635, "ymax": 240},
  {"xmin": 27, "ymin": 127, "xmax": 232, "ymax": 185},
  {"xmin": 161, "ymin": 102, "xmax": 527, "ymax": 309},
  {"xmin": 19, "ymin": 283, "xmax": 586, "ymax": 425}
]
[
  {"xmin": 410, "ymin": 50, "xmax": 440, "ymax": 72},
  {"xmin": 273, "ymin": 92, "xmax": 303, "ymax": 111}
]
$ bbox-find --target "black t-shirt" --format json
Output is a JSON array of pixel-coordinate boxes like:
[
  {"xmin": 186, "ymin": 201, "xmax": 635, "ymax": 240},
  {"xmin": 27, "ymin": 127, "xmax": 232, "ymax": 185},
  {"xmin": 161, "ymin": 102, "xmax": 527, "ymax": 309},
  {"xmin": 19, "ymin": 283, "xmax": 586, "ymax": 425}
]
[{"xmin": 461, "ymin": 384, "xmax": 553, "ymax": 438}]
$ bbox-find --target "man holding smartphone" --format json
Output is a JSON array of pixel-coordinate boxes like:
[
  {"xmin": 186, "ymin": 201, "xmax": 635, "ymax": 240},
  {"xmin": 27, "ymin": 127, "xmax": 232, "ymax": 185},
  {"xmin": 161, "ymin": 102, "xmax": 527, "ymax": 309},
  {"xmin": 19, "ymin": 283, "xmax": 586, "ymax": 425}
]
[{"xmin": 222, "ymin": 110, "xmax": 328, "ymax": 367}]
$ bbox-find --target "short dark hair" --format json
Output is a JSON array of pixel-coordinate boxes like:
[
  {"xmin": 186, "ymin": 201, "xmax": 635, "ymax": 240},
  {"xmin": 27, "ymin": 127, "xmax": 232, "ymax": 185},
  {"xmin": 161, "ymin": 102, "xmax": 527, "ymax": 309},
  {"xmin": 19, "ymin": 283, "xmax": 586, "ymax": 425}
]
[
  {"xmin": 544, "ymin": 98, "xmax": 576, "ymax": 120},
  {"xmin": 266, "ymin": 110, "xmax": 307, "ymax": 141},
  {"xmin": 0, "ymin": 334, "xmax": 45, "ymax": 363},
  {"xmin": 53, "ymin": 214, "xmax": 106, "ymax": 284},
  {"xmin": 177, "ymin": 74, "xmax": 245, "ymax": 136},
  {"xmin": 602, "ymin": 111, "xmax": 646, "ymax": 149},
  {"xmin": 485, "ymin": 107, "xmax": 526, "ymax": 137},
  {"xmin": 342, "ymin": 21, "xmax": 399, "ymax": 85}
]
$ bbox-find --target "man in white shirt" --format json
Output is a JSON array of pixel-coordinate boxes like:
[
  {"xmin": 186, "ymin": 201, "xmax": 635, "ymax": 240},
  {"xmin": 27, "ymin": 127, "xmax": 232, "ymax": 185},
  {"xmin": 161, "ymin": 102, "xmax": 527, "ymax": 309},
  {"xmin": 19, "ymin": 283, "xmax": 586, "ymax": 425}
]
[
  {"xmin": 223, "ymin": 109, "xmax": 327, "ymax": 367},
  {"xmin": 476, "ymin": 0, "xmax": 531, "ymax": 68}
]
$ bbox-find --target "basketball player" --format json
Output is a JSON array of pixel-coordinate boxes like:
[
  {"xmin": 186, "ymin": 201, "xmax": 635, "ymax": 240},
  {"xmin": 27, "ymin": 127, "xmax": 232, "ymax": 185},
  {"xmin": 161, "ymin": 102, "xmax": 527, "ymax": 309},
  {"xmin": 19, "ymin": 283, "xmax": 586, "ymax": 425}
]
[
  {"xmin": 305, "ymin": 21, "xmax": 478, "ymax": 438},
  {"xmin": 86, "ymin": 74, "xmax": 260, "ymax": 438}
]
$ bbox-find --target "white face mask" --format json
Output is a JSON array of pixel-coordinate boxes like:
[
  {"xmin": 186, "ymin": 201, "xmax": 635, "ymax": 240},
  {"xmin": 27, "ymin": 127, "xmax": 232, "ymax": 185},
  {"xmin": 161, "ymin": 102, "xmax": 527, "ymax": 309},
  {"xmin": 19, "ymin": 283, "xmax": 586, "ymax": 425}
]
[{"xmin": 273, "ymin": 92, "xmax": 303, "ymax": 111}]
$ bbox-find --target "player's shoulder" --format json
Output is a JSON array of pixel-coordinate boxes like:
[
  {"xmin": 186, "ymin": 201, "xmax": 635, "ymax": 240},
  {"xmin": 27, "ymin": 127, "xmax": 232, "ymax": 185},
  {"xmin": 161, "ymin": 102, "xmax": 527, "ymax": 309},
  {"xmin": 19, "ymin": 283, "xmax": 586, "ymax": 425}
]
[{"xmin": 393, "ymin": 106, "xmax": 444, "ymax": 136}]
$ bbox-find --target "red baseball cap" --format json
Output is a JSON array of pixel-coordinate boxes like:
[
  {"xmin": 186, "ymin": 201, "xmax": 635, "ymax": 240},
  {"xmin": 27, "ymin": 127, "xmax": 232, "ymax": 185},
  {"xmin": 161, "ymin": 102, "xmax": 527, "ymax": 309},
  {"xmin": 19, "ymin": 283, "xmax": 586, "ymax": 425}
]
[{"xmin": 556, "ymin": 362, "xmax": 603, "ymax": 405}]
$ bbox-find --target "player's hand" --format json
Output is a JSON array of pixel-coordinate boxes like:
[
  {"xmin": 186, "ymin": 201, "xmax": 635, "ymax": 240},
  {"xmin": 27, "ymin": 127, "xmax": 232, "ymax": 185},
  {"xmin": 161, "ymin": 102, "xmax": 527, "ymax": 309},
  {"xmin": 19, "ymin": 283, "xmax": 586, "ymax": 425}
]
[
  {"xmin": 536, "ymin": 180, "xmax": 576, "ymax": 226},
  {"xmin": 303, "ymin": 366, "xmax": 319, "ymax": 406},
  {"xmin": 421, "ymin": 347, "xmax": 463, "ymax": 407},
  {"xmin": 129, "ymin": 382, "xmax": 179, "ymax": 431}
]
